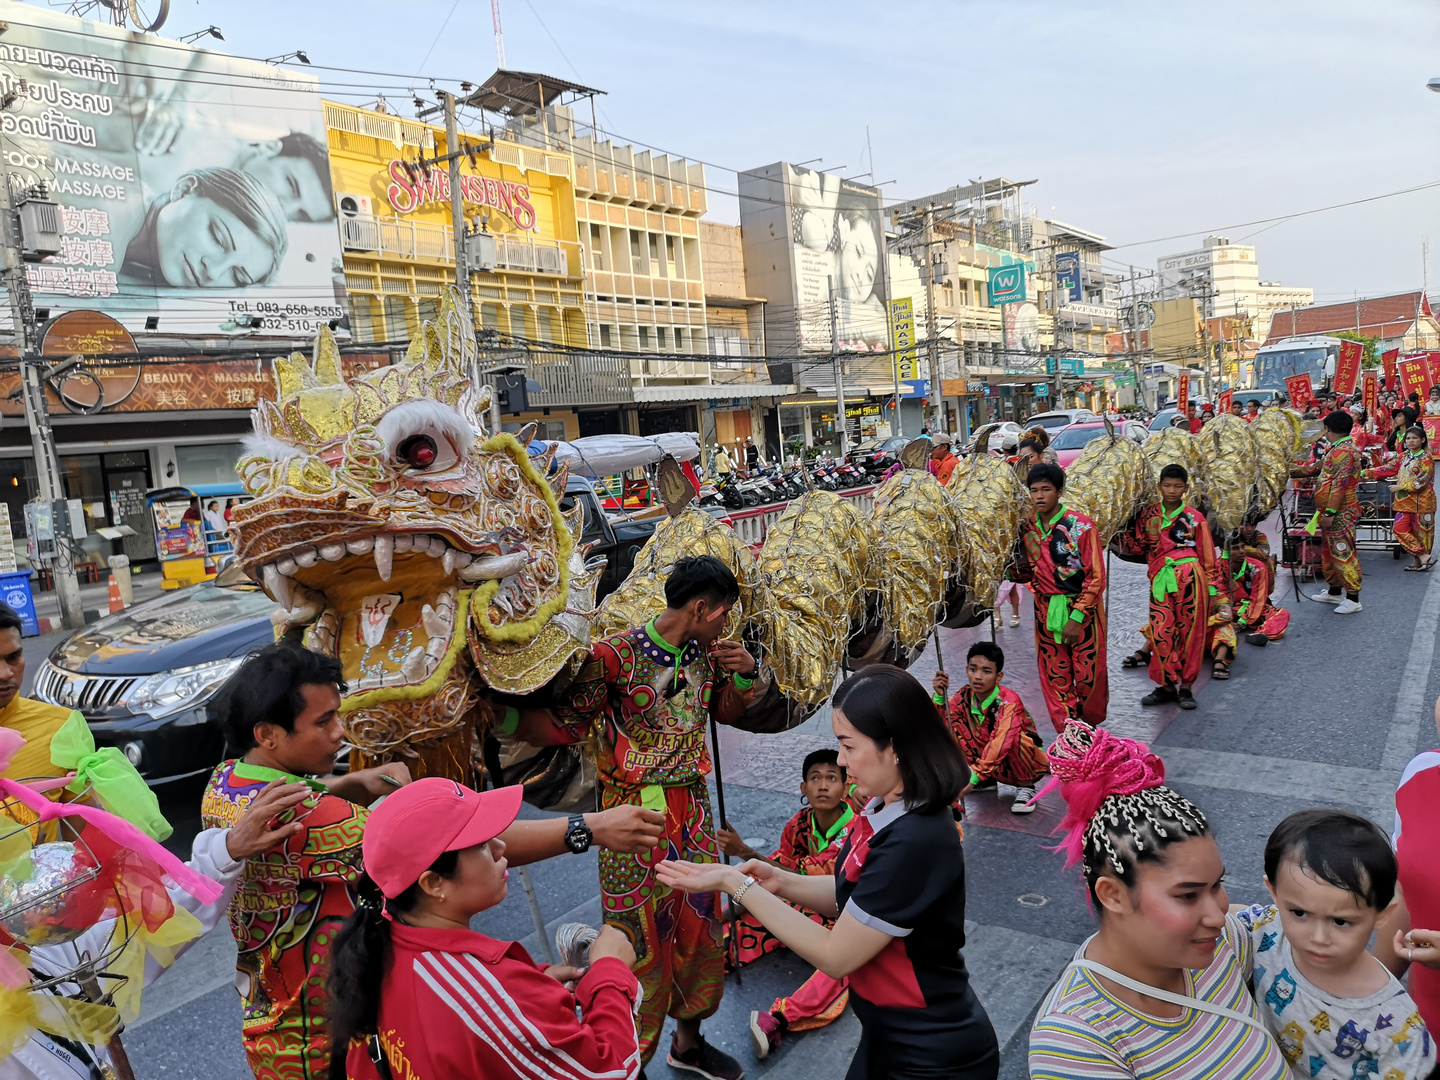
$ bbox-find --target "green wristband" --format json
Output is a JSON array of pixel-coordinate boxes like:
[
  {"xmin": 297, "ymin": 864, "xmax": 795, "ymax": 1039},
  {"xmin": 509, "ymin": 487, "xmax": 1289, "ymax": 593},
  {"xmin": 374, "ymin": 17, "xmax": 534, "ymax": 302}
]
[
  {"xmin": 1069, "ymin": 609, "xmax": 1086, "ymax": 623},
  {"xmin": 733, "ymin": 670, "xmax": 755, "ymax": 690}
]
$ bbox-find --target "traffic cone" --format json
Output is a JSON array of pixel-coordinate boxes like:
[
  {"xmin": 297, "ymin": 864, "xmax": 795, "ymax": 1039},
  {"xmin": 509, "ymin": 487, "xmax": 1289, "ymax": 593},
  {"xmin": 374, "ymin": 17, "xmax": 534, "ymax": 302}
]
[{"xmin": 108, "ymin": 574, "xmax": 125, "ymax": 614}]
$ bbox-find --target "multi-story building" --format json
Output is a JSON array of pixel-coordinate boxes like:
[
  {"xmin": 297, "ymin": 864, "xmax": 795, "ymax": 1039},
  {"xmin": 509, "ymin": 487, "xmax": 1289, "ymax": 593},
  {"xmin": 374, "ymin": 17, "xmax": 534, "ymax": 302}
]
[
  {"xmin": 1156, "ymin": 235, "xmax": 1312, "ymax": 342},
  {"xmin": 1264, "ymin": 291, "xmax": 1439, "ymax": 354}
]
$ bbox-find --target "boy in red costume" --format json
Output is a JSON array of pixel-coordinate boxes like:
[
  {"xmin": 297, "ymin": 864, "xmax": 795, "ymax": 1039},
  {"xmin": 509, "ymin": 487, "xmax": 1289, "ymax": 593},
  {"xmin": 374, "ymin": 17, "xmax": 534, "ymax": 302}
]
[
  {"xmin": 1010, "ymin": 462, "xmax": 1108, "ymax": 729},
  {"xmin": 1120, "ymin": 464, "xmax": 1228, "ymax": 709},
  {"xmin": 931, "ymin": 640, "xmax": 1048, "ymax": 812}
]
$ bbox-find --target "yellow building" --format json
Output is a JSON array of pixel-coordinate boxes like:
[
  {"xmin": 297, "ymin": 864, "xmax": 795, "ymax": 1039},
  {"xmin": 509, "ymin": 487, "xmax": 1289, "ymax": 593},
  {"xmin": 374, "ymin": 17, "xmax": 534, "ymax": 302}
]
[{"xmin": 324, "ymin": 100, "xmax": 589, "ymax": 355}]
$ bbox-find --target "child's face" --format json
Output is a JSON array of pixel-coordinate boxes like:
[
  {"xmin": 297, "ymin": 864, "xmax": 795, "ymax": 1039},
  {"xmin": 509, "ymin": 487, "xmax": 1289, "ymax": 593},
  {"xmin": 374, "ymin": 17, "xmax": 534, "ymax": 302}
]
[
  {"xmin": 1158, "ymin": 477, "xmax": 1188, "ymax": 506},
  {"xmin": 1266, "ymin": 857, "xmax": 1383, "ymax": 974},
  {"xmin": 801, "ymin": 764, "xmax": 846, "ymax": 811},
  {"xmin": 966, "ymin": 656, "xmax": 1000, "ymax": 696}
]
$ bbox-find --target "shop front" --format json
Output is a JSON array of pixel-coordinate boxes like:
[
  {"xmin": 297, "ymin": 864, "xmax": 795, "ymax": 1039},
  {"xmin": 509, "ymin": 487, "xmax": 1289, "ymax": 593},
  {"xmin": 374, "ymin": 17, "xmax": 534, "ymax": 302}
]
[{"xmin": 780, "ymin": 397, "xmax": 891, "ymax": 457}]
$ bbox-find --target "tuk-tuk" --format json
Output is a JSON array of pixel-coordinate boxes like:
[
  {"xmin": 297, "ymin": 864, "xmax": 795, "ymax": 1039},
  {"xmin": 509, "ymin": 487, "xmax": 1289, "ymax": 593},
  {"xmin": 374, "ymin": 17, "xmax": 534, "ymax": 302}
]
[{"xmin": 146, "ymin": 483, "xmax": 250, "ymax": 589}]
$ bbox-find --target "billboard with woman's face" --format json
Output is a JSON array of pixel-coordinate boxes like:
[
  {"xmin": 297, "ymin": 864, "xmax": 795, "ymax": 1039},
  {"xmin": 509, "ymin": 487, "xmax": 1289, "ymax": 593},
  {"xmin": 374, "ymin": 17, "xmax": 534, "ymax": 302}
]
[
  {"xmin": 0, "ymin": 2, "xmax": 345, "ymax": 336},
  {"xmin": 738, "ymin": 162, "xmax": 889, "ymax": 355}
]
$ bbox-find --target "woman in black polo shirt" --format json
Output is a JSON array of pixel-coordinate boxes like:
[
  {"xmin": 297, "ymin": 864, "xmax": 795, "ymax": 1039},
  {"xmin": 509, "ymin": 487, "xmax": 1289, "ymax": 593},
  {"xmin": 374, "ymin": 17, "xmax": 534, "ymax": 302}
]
[{"xmin": 657, "ymin": 664, "xmax": 998, "ymax": 1079}]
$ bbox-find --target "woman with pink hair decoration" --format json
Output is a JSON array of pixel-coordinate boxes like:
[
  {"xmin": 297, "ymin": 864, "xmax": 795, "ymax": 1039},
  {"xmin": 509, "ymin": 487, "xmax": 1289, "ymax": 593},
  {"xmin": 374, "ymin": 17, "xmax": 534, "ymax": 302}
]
[{"xmin": 1028, "ymin": 722, "xmax": 1289, "ymax": 1078}]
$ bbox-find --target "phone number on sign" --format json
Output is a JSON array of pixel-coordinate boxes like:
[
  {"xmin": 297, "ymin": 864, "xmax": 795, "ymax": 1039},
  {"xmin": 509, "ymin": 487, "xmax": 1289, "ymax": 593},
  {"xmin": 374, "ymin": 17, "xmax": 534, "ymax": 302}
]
[
  {"xmin": 249, "ymin": 316, "xmax": 343, "ymax": 332},
  {"xmin": 246, "ymin": 303, "xmax": 346, "ymax": 318}
]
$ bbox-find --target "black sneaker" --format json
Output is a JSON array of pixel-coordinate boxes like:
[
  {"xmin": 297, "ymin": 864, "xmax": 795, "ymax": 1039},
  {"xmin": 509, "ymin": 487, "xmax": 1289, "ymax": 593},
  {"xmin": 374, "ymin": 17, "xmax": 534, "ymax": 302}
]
[
  {"xmin": 1245, "ymin": 633, "xmax": 1269, "ymax": 647},
  {"xmin": 1141, "ymin": 686, "xmax": 1177, "ymax": 706},
  {"xmin": 1176, "ymin": 688, "xmax": 1197, "ymax": 710},
  {"xmin": 667, "ymin": 1035, "xmax": 744, "ymax": 1080}
]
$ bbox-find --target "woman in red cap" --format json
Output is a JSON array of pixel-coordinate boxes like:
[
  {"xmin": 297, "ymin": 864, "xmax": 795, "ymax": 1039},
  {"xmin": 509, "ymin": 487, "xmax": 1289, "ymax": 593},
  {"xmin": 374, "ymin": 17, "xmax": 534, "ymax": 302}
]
[{"xmin": 326, "ymin": 778, "xmax": 644, "ymax": 1080}]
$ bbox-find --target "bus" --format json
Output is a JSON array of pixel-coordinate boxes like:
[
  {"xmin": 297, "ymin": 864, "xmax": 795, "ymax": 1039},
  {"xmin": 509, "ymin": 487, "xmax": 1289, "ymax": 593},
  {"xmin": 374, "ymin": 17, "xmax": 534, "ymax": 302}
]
[{"xmin": 1253, "ymin": 335, "xmax": 1341, "ymax": 395}]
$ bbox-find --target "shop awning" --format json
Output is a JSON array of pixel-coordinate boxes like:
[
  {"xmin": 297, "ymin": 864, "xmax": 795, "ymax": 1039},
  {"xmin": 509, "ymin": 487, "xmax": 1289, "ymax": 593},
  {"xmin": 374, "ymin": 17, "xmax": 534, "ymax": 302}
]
[{"xmin": 633, "ymin": 383, "xmax": 796, "ymax": 403}]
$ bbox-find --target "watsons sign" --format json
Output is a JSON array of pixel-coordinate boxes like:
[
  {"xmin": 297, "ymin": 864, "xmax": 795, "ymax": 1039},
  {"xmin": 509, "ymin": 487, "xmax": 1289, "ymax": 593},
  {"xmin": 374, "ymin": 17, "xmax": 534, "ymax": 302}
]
[{"xmin": 385, "ymin": 161, "xmax": 537, "ymax": 231}]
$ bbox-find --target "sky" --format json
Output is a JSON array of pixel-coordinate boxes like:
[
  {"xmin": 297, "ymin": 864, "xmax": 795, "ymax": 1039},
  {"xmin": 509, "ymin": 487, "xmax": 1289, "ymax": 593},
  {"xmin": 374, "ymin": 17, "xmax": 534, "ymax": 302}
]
[{"xmin": 107, "ymin": 0, "xmax": 1440, "ymax": 302}]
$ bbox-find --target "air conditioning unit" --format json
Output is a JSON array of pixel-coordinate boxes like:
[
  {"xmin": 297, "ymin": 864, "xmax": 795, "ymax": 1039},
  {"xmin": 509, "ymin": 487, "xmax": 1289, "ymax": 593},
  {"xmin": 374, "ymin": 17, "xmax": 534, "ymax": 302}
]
[
  {"xmin": 17, "ymin": 195, "xmax": 62, "ymax": 261},
  {"xmin": 336, "ymin": 193, "xmax": 372, "ymax": 217}
]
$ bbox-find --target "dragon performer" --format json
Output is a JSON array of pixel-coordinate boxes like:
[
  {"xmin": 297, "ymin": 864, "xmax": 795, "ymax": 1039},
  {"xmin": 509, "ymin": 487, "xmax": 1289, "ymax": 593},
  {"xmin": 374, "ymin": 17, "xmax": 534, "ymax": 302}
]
[{"xmin": 230, "ymin": 291, "xmax": 601, "ymax": 782}]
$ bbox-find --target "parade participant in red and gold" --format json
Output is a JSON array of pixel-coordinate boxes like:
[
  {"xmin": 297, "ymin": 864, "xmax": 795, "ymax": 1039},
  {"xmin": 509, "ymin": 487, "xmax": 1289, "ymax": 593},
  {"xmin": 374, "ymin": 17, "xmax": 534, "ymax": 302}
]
[
  {"xmin": 1120, "ymin": 465, "xmax": 1228, "ymax": 710},
  {"xmin": 1010, "ymin": 463, "xmax": 1108, "ymax": 730},
  {"xmin": 931, "ymin": 641, "xmax": 1048, "ymax": 813},
  {"xmin": 717, "ymin": 749, "xmax": 858, "ymax": 1060},
  {"xmin": 1291, "ymin": 410, "xmax": 1365, "ymax": 613},
  {"xmin": 551, "ymin": 555, "xmax": 758, "ymax": 1079},
  {"xmin": 1227, "ymin": 546, "xmax": 1291, "ymax": 645},
  {"xmin": 1365, "ymin": 425, "xmax": 1436, "ymax": 571}
]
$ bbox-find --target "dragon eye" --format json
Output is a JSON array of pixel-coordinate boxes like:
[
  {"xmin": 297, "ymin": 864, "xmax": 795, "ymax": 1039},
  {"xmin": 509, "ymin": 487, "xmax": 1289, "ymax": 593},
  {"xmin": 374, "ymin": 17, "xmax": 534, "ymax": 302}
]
[{"xmin": 397, "ymin": 434, "xmax": 439, "ymax": 470}]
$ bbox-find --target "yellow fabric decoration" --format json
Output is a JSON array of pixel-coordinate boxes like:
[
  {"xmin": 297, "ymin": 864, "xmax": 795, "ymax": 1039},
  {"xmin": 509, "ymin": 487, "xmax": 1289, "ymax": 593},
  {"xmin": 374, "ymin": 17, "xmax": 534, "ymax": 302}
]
[
  {"xmin": 0, "ymin": 984, "xmax": 121, "ymax": 1061},
  {"xmin": 104, "ymin": 905, "xmax": 204, "ymax": 1022},
  {"xmin": 50, "ymin": 712, "xmax": 172, "ymax": 842}
]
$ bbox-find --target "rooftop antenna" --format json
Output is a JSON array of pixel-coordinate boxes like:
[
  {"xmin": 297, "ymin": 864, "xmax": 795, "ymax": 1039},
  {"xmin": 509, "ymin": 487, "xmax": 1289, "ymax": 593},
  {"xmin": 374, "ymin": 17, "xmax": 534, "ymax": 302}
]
[{"xmin": 491, "ymin": 0, "xmax": 507, "ymax": 69}]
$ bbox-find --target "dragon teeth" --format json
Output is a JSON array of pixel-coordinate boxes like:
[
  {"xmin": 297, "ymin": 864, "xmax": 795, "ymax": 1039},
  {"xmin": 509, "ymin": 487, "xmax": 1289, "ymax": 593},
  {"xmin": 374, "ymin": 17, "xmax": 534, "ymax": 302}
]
[
  {"xmin": 276, "ymin": 556, "xmax": 297, "ymax": 576},
  {"xmin": 262, "ymin": 564, "xmax": 292, "ymax": 609},
  {"xmin": 319, "ymin": 543, "xmax": 346, "ymax": 562},
  {"xmin": 294, "ymin": 548, "xmax": 318, "ymax": 568},
  {"xmin": 421, "ymin": 603, "xmax": 449, "ymax": 639},
  {"xmin": 457, "ymin": 551, "xmax": 529, "ymax": 581},
  {"xmin": 373, "ymin": 536, "xmax": 394, "ymax": 581},
  {"xmin": 441, "ymin": 548, "xmax": 457, "ymax": 575},
  {"xmin": 392, "ymin": 535, "xmax": 414, "ymax": 554},
  {"xmin": 346, "ymin": 537, "xmax": 374, "ymax": 555},
  {"xmin": 401, "ymin": 646, "xmax": 427, "ymax": 682}
]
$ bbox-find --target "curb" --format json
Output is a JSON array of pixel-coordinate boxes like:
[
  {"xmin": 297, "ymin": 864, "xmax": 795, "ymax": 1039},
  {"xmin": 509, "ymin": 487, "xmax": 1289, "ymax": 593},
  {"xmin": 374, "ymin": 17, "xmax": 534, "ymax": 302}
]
[{"xmin": 35, "ymin": 608, "xmax": 117, "ymax": 634}]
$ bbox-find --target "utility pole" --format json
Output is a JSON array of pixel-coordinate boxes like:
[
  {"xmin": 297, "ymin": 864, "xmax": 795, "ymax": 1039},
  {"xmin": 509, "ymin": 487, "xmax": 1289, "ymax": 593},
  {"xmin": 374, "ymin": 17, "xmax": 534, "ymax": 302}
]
[
  {"xmin": 443, "ymin": 92, "xmax": 471, "ymax": 320},
  {"xmin": 923, "ymin": 207, "xmax": 943, "ymax": 433},
  {"xmin": 2, "ymin": 178, "xmax": 84, "ymax": 629},
  {"xmin": 829, "ymin": 274, "xmax": 848, "ymax": 457}
]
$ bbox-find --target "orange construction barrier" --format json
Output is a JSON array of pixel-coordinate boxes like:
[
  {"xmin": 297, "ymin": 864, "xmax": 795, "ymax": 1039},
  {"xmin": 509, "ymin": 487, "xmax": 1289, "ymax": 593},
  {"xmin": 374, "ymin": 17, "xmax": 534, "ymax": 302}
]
[{"xmin": 107, "ymin": 574, "xmax": 124, "ymax": 614}]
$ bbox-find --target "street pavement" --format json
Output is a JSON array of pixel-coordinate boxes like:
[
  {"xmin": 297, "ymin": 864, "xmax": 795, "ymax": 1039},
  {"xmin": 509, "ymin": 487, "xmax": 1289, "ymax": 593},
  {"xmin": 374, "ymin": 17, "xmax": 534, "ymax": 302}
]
[{"xmin": 36, "ymin": 533, "xmax": 1440, "ymax": 1080}]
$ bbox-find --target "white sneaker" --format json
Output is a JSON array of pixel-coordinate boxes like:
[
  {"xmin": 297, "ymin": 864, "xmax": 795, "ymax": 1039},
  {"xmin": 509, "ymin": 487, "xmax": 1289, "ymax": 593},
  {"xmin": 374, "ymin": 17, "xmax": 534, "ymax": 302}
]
[
  {"xmin": 1009, "ymin": 614, "xmax": 1020, "ymax": 627},
  {"xmin": 1334, "ymin": 598, "xmax": 1363, "ymax": 614},
  {"xmin": 1011, "ymin": 786, "xmax": 1038, "ymax": 813},
  {"xmin": 1309, "ymin": 590, "xmax": 1343, "ymax": 603}
]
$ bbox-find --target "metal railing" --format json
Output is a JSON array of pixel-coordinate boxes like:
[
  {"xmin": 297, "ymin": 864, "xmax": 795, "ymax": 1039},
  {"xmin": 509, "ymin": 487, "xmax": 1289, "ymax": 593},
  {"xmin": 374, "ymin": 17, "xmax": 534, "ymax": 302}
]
[
  {"xmin": 512, "ymin": 350, "xmax": 635, "ymax": 407},
  {"xmin": 340, "ymin": 214, "xmax": 579, "ymax": 277}
]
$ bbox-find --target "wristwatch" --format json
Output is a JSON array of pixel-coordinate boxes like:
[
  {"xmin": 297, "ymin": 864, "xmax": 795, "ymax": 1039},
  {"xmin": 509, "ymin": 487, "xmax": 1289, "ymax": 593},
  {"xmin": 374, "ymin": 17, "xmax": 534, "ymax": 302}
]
[{"xmin": 564, "ymin": 814, "xmax": 593, "ymax": 855}]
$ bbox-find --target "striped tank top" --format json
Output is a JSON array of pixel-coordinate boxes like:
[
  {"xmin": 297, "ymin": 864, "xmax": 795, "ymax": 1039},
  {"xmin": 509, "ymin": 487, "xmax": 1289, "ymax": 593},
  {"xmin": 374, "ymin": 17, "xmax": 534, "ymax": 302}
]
[{"xmin": 1029, "ymin": 913, "xmax": 1289, "ymax": 1078}]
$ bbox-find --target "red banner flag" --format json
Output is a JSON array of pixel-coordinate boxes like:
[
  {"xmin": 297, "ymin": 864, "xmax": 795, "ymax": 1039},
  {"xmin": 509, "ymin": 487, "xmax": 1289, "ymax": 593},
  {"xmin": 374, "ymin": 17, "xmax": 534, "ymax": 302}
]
[
  {"xmin": 1333, "ymin": 340, "xmax": 1362, "ymax": 397},
  {"xmin": 1400, "ymin": 357, "xmax": 1431, "ymax": 401},
  {"xmin": 1382, "ymin": 348, "xmax": 1400, "ymax": 389},
  {"xmin": 1362, "ymin": 370, "xmax": 1379, "ymax": 417},
  {"xmin": 1424, "ymin": 417, "xmax": 1440, "ymax": 461},
  {"xmin": 1176, "ymin": 372, "xmax": 1190, "ymax": 411},
  {"xmin": 1285, "ymin": 373, "xmax": 1314, "ymax": 412},
  {"xmin": 1217, "ymin": 389, "xmax": 1234, "ymax": 414},
  {"xmin": 1428, "ymin": 352, "xmax": 1440, "ymax": 396}
]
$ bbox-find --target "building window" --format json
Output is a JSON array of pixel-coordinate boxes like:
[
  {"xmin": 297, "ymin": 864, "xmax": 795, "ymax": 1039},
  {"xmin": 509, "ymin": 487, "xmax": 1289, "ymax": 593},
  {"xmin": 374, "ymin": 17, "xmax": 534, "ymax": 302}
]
[
  {"xmin": 629, "ymin": 230, "xmax": 645, "ymax": 275},
  {"xmin": 536, "ymin": 308, "xmax": 555, "ymax": 344},
  {"xmin": 382, "ymin": 296, "xmax": 413, "ymax": 341},
  {"xmin": 648, "ymin": 234, "xmax": 661, "ymax": 277},
  {"xmin": 639, "ymin": 326, "xmax": 651, "ymax": 351},
  {"xmin": 589, "ymin": 224, "xmax": 604, "ymax": 270},
  {"xmin": 176, "ymin": 443, "xmax": 245, "ymax": 486},
  {"xmin": 666, "ymin": 235, "xmax": 679, "ymax": 279},
  {"xmin": 599, "ymin": 324, "xmax": 613, "ymax": 349}
]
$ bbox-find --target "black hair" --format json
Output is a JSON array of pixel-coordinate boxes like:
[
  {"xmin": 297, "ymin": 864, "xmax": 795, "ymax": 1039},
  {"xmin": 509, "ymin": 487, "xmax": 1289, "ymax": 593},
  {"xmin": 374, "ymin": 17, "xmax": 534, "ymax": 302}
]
[
  {"xmin": 327, "ymin": 852, "xmax": 460, "ymax": 1080},
  {"xmin": 208, "ymin": 642, "xmax": 346, "ymax": 754},
  {"xmin": 276, "ymin": 132, "xmax": 335, "ymax": 219},
  {"xmin": 1018, "ymin": 438, "xmax": 1044, "ymax": 455},
  {"xmin": 1158, "ymin": 463, "xmax": 1189, "ymax": 484},
  {"xmin": 1323, "ymin": 410, "xmax": 1354, "ymax": 435},
  {"xmin": 664, "ymin": 555, "xmax": 740, "ymax": 609},
  {"xmin": 1264, "ymin": 809, "xmax": 1397, "ymax": 911},
  {"xmin": 802, "ymin": 747, "xmax": 845, "ymax": 781},
  {"xmin": 966, "ymin": 640, "xmax": 1004, "ymax": 672},
  {"xmin": 0, "ymin": 602, "xmax": 23, "ymax": 637},
  {"xmin": 1026, "ymin": 462, "xmax": 1066, "ymax": 492},
  {"xmin": 830, "ymin": 665, "xmax": 966, "ymax": 815},
  {"xmin": 1405, "ymin": 424, "xmax": 1430, "ymax": 449}
]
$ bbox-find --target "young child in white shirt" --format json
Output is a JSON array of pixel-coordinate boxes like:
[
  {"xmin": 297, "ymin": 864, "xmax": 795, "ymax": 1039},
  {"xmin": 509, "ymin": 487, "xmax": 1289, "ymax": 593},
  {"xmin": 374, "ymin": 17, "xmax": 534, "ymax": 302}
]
[{"xmin": 1236, "ymin": 808, "xmax": 1434, "ymax": 1080}]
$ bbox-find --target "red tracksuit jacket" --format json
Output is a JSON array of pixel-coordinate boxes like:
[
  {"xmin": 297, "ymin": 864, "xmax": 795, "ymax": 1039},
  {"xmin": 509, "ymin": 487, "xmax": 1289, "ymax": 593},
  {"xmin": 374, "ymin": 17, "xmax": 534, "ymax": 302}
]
[{"xmin": 345, "ymin": 922, "xmax": 642, "ymax": 1080}]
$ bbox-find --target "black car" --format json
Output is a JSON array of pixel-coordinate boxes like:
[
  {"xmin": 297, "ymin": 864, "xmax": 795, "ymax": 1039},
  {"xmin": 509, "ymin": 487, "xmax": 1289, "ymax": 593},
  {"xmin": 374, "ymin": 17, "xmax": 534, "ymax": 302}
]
[
  {"xmin": 30, "ymin": 477, "xmax": 669, "ymax": 784},
  {"xmin": 846, "ymin": 435, "xmax": 910, "ymax": 476}
]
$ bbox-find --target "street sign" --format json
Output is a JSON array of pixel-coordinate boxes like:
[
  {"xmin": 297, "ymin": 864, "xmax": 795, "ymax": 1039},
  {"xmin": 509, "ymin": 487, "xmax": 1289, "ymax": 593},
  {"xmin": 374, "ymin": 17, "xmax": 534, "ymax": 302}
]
[
  {"xmin": 1127, "ymin": 302, "xmax": 1156, "ymax": 330},
  {"xmin": 1056, "ymin": 252, "xmax": 1081, "ymax": 303},
  {"xmin": 889, "ymin": 297, "xmax": 918, "ymax": 380},
  {"xmin": 987, "ymin": 264, "xmax": 1027, "ymax": 306},
  {"xmin": 1035, "ymin": 383, "xmax": 1050, "ymax": 398}
]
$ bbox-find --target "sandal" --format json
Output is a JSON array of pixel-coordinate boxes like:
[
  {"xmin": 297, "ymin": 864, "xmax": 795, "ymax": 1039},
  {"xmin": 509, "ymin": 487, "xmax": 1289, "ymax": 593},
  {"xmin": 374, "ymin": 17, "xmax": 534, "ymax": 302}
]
[
  {"xmin": 1122, "ymin": 650, "xmax": 1151, "ymax": 669},
  {"xmin": 1422, "ymin": 558, "xmax": 1437, "ymax": 572},
  {"xmin": 1212, "ymin": 660, "xmax": 1231, "ymax": 680},
  {"xmin": 1405, "ymin": 564, "xmax": 1424, "ymax": 571}
]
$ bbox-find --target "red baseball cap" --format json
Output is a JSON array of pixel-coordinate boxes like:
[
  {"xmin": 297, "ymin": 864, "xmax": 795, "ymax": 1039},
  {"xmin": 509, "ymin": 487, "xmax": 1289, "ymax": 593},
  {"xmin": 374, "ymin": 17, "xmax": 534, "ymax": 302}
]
[{"xmin": 363, "ymin": 778, "xmax": 524, "ymax": 899}]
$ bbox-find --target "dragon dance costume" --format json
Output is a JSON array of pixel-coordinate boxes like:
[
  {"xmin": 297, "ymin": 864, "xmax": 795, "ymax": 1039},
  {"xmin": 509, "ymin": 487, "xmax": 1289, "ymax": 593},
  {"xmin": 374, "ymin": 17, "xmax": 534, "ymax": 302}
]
[
  {"xmin": 554, "ymin": 619, "xmax": 755, "ymax": 1065},
  {"xmin": 1121, "ymin": 504, "xmax": 1225, "ymax": 689},
  {"xmin": 1295, "ymin": 434, "xmax": 1364, "ymax": 595},
  {"xmin": 1231, "ymin": 555, "xmax": 1290, "ymax": 639},
  {"xmin": 1012, "ymin": 505, "xmax": 1108, "ymax": 729},
  {"xmin": 730, "ymin": 801, "xmax": 857, "ymax": 1034},
  {"xmin": 940, "ymin": 684, "xmax": 1048, "ymax": 787},
  {"xmin": 1367, "ymin": 449, "xmax": 1435, "ymax": 559},
  {"xmin": 201, "ymin": 761, "xmax": 368, "ymax": 1080}
]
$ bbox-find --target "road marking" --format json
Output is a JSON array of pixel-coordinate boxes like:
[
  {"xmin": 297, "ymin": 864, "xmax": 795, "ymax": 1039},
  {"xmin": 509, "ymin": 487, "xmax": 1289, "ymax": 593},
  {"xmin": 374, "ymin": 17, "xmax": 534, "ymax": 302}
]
[
  {"xmin": 1383, "ymin": 564, "xmax": 1440, "ymax": 777},
  {"xmin": 1159, "ymin": 745, "xmax": 1396, "ymax": 820}
]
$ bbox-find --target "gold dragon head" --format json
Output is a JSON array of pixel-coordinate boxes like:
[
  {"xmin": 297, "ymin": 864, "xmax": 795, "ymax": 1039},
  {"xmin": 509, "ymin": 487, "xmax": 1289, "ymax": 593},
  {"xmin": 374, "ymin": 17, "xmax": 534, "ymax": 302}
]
[{"xmin": 230, "ymin": 290, "xmax": 598, "ymax": 768}]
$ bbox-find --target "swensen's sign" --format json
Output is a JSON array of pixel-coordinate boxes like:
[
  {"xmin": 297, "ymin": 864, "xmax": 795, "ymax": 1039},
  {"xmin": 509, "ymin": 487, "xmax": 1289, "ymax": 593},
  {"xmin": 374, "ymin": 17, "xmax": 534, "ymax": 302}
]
[{"xmin": 385, "ymin": 161, "xmax": 537, "ymax": 231}]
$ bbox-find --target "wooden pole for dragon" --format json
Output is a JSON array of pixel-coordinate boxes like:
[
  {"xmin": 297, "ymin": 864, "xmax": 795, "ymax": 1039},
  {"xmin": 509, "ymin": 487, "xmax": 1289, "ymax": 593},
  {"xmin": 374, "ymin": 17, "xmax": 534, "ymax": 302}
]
[{"xmin": 710, "ymin": 710, "xmax": 740, "ymax": 984}]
